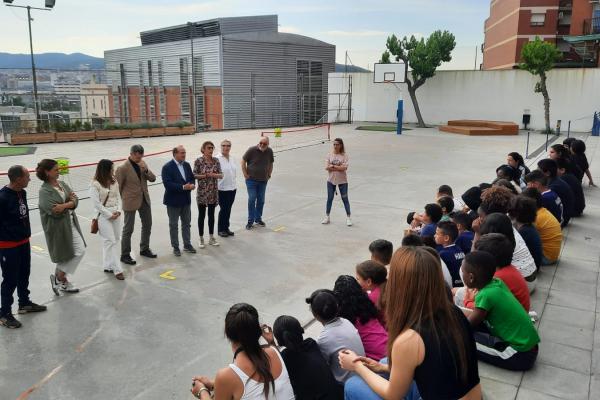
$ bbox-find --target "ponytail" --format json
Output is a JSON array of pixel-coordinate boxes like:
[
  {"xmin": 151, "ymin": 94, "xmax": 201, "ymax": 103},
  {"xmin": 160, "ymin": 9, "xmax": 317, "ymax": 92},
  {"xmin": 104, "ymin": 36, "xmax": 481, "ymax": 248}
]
[{"xmin": 273, "ymin": 315, "xmax": 305, "ymax": 352}]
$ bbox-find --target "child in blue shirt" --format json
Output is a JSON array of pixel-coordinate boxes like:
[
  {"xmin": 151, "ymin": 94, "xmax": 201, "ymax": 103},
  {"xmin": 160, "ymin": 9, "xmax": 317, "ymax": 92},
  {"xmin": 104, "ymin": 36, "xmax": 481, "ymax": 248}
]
[
  {"xmin": 451, "ymin": 211, "xmax": 474, "ymax": 254},
  {"xmin": 435, "ymin": 221, "xmax": 466, "ymax": 287}
]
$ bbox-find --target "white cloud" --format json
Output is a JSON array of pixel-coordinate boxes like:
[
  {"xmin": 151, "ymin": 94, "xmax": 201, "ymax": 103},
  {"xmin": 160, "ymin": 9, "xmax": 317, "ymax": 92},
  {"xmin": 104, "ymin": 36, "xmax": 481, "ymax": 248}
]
[{"xmin": 324, "ymin": 30, "xmax": 388, "ymax": 37}]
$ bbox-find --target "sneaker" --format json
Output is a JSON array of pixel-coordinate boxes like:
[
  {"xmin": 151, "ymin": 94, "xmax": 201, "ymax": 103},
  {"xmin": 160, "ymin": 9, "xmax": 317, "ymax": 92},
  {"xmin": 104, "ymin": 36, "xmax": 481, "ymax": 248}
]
[
  {"xmin": 140, "ymin": 249, "xmax": 157, "ymax": 258},
  {"xmin": 218, "ymin": 231, "xmax": 229, "ymax": 238},
  {"xmin": 50, "ymin": 274, "xmax": 60, "ymax": 296},
  {"xmin": 255, "ymin": 220, "xmax": 266, "ymax": 227},
  {"xmin": 346, "ymin": 217, "xmax": 353, "ymax": 227},
  {"xmin": 0, "ymin": 314, "xmax": 22, "ymax": 329},
  {"xmin": 173, "ymin": 247, "xmax": 181, "ymax": 257},
  {"xmin": 209, "ymin": 237, "xmax": 219, "ymax": 246},
  {"xmin": 18, "ymin": 302, "xmax": 47, "ymax": 314},
  {"xmin": 183, "ymin": 245, "xmax": 197, "ymax": 254},
  {"xmin": 199, "ymin": 237, "xmax": 206, "ymax": 249},
  {"xmin": 120, "ymin": 255, "xmax": 137, "ymax": 265},
  {"xmin": 321, "ymin": 216, "xmax": 330, "ymax": 224},
  {"xmin": 246, "ymin": 223, "xmax": 253, "ymax": 230},
  {"xmin": 103, "ymin": 269, "xmax": 113, "ymax": 273},
  {"xmin": 226, "ymin": 230, "xmax": 235, "ymax": 236},
  {"xmin": 60, "ymin": 281, "xmax": 80, "ymax": 293}
]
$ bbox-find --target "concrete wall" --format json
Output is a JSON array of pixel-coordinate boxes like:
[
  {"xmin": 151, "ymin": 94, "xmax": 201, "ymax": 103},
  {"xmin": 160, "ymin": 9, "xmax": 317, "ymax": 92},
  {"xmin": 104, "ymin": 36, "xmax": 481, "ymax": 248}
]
[{"xmin": 329, "ymin": 69, "xmax": 600, "ymax": 132}]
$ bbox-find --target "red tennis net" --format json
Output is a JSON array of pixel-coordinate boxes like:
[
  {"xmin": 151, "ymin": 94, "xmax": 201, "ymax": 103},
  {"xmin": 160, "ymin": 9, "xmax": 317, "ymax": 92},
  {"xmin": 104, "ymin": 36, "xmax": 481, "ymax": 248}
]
[{"xmin": 260, "ymin": 124, "xmax": 331, "ymax": 152}]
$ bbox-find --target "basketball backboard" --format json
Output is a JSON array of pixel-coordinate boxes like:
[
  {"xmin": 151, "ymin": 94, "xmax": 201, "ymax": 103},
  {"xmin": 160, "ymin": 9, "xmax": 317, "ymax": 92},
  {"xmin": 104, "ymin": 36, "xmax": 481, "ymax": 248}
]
[{"xmin": 373, "ymin": 62, "xmax": 406, "ymax": 83}]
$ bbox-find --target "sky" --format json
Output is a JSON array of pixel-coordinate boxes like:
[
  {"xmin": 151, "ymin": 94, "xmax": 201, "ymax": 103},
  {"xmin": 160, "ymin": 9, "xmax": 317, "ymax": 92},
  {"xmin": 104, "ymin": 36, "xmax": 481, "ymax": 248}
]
[{"xmin": 1, "ymin": 0, "xmax": 490, "ymax": 70}]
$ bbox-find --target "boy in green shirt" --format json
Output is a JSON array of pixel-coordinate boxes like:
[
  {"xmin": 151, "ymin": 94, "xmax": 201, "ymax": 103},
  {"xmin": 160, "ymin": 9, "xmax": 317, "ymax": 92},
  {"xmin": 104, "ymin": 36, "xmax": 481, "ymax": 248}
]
[{"xmin": 461, "ymin": 251, "xmax": 540, "ymax": 371}]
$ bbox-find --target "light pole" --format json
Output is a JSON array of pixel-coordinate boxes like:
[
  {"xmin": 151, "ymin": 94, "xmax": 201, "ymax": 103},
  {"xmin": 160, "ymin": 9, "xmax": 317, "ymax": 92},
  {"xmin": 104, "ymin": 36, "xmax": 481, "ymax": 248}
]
[{"xmin": 4, "ymin": 1, "xmax": 56, "ymax": 124}]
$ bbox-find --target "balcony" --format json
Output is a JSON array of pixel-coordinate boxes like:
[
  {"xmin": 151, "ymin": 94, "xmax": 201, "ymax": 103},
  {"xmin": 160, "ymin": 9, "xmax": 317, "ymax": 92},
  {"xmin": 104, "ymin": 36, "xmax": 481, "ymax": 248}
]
[{"xmin": 583, "ymin": 17, "xmax": 600, "ymax": 35}]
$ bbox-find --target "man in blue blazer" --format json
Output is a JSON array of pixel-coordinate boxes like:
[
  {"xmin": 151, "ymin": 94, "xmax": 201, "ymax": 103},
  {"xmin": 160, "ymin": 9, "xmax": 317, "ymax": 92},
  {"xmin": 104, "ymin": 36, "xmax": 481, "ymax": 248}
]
[{"xmin": 162, "ymin": 146, "xmax": 196, "ymax": 256}]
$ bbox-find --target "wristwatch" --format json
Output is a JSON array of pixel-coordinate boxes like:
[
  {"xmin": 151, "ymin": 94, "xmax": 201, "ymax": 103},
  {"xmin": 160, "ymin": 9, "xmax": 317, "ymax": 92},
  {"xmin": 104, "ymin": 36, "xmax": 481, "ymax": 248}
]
[{"xmin": 194, "ymin": 387, "xmax": 210, "ymax": 399}]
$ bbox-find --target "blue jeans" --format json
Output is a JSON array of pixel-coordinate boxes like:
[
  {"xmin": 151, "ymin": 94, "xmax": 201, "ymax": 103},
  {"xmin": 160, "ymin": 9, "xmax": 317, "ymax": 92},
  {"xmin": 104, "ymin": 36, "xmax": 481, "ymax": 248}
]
[
  {"xmin": 326, "ymin": 182, "xmax": 351, "ymax": 216},
  {"xmin": 344, "ymin": 358, "xmax": 421, "ymax": 400},
  {"xmin": 246, "ymin": 179, "xmax": 267, "ymax": 224}
]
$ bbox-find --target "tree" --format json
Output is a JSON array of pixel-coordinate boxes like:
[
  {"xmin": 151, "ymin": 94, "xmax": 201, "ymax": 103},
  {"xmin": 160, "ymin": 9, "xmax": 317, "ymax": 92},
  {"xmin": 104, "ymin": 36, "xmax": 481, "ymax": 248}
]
[
  {"xmin": 381, "ymin": 31, "xmax": 456, "ymax": 128},
  {"xmin": 519, "ymin": 37, "xmax": 562, "ymax": 133}
]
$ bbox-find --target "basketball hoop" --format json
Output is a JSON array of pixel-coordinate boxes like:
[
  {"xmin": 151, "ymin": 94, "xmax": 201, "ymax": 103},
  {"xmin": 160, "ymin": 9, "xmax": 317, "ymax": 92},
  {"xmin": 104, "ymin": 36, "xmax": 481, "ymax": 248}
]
[{"xmin": 373, "ymin": 63, "xmax": 406, "ymax": 84}]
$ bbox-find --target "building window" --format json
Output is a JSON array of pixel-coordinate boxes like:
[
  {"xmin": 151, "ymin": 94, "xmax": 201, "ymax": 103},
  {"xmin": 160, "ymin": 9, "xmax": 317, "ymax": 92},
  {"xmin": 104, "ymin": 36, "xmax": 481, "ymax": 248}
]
[{"xmin": 530, "ymin": 13, "xmax": 546, "ymax": 27}]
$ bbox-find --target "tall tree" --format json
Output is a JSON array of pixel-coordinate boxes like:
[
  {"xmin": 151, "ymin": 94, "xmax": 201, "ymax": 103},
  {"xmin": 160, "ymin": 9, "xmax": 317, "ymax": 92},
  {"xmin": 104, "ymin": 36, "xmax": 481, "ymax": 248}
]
[
  {"xmin": 381, "ymin": 31, "xmax": 456, "ymax": 128},
  {"xmin": 519, "ymin": 37, "xmax": 562, "ymax": 133}
]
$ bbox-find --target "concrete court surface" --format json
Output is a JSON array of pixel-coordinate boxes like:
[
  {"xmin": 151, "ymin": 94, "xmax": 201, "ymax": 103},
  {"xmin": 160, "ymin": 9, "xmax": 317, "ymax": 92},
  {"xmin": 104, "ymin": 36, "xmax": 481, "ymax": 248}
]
[{"xmin": 0, "ymin": 124, "xmax": 598, "ymax": 400}]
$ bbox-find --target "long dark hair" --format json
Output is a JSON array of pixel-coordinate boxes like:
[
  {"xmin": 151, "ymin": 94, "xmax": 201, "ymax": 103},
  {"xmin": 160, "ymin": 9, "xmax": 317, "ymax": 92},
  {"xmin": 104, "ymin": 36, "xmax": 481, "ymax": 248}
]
[
  {"xmin": 356, "ymin": 260, "xmax": 388, "ymax": 312},
  {"xmin": 385, "ymin": 247, "xmax": 470, "ymax": 382},
  {"xmin": 273, "ymin": 315, "xmax": 304, "ymax": 352},
  {"xmin": 508, "ymin": 152, "xmax": 525, "ymax": 168},
  {"xmin": 93, "ymin": 159, "xmax": 115, "ymax": 188},
  {"xmin": 224, "ymin": 303, "xmax": 274, "ymax": 397},
  {"xmin": 333, "ymin": 275, "xmax": 379, "ymax": 325}
]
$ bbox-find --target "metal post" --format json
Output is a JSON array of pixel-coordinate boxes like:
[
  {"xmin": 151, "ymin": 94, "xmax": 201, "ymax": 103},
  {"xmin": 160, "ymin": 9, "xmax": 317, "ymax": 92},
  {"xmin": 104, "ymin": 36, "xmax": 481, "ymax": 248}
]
[
  {"xmin": 526, "ymin": 131, "xmax": 530, "ymax": 159},
  {"xmin": 188, "ymin": 22, "xmax": 197, "ymax": 129},
  {"xmin": 27, "ymin": 6, "xmax": 40, "ymax": 124},
  {"xmin": 567, "ymin": 120, "xmax": 571, "ymax": 138},
  {"xmin": 545, "ymin": 129, "xmax": 549, "ymax": 151},
  {"xmin": 474, "ymin": 45, "xmax": 478, "ymax": 71}
]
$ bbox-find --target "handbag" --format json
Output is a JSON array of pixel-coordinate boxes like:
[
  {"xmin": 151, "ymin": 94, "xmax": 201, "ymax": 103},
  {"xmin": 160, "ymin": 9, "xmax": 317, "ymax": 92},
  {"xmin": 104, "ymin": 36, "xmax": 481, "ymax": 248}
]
[{"xmin": 91, "ymin": 189, "xmax": 110, "ymax": 234}]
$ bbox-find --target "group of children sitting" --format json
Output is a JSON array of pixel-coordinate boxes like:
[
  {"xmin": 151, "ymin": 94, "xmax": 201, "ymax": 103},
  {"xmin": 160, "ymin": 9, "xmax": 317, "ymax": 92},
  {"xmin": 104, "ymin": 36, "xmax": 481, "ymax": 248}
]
[{"xmin": 190, "ymin": 140, "xmax": 593, "ymax": 400}]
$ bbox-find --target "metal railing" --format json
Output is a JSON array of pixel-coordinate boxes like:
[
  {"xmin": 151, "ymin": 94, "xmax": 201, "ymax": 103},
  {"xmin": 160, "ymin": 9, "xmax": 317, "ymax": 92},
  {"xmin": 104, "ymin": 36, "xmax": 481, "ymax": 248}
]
[{"xmin": 583, "ymin": 17, "xmax": 600, "ymax": 35}]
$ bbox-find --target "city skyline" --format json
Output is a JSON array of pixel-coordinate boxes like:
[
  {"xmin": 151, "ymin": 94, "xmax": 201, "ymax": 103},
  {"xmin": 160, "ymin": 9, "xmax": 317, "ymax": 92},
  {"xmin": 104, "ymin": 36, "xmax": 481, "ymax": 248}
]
[{"xmin": 1, "ymin": 0, "xmax": 489, "ymax": 70}]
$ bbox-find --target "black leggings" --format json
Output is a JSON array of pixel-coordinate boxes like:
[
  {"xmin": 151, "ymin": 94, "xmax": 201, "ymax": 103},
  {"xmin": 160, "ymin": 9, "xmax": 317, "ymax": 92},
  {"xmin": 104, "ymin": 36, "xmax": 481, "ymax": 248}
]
[{"xmin": 198, "ymin": 204, "xmax": 216, "ymax": 236}]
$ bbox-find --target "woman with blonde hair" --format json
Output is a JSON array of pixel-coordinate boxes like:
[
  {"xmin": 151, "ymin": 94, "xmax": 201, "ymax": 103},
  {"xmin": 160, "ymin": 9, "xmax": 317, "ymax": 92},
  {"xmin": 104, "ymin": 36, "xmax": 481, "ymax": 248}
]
[
  {"xmin": 194, "ymin": 141, "xmax": 223, "ymax": 248},
  {"xmin": 340, "ymin": 246, "xmax": 481, "ymax": 400}
]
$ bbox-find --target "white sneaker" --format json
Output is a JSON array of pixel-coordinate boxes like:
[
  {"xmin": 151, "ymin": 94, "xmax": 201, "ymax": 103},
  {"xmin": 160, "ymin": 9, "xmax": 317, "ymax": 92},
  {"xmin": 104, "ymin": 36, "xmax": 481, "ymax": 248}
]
[
  {"xmin": 199, "ymin": 237, "xmax": 205, "ymax": 249},
  {"xmin": 321, "ymin": 216, "xmax": 330, "ymax": 224},
  {"xmin": 209, "ymin": 237, "xmax": 219, "ymax": 246},
  {"xmin": 60, "ymin": 280, "xmax": 79, "ymax": 293},
  {"xmin": 346, "ymin": 217, "xmax": 353, "ymax": 226},
  {"xmin": 50, "ymin": 274, "xmax": 60, "ymax": 296}
]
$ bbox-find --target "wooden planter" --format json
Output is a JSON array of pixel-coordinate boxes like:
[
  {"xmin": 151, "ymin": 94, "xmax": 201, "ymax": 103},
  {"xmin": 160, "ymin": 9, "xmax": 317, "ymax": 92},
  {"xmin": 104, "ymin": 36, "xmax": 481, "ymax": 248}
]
[
  {"xmin": 95, "ymin": 129, "xmax": 131, "ymax": 139},
  {"xmin": 56, "ymin": 131, "xmax": 96, "ymax": 142},
  {"xmin": 8, "ymin": 132, "xmax": 56, "ymax": 145},
  {"xmin": 131, "ymin": 127, "xmax": 165, "ymax": 138},
  {"xmin": 165, "ymin": 126, "xmax": 195, "ymax": 136}
]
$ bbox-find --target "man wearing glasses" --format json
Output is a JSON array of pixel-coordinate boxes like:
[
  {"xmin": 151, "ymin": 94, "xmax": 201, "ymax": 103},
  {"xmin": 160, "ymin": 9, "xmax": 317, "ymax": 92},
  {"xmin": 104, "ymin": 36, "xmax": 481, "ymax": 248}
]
[{"xmin": 241, "ymin": 137, "xmax": 274, "ymax": 230}]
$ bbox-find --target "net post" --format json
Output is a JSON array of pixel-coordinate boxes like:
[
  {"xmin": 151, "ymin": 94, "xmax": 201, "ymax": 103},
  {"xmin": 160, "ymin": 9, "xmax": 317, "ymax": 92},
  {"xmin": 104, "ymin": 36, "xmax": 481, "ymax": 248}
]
[{"xmin": 327, "ymin": 123, "xmax": 331, "ymax": 141}]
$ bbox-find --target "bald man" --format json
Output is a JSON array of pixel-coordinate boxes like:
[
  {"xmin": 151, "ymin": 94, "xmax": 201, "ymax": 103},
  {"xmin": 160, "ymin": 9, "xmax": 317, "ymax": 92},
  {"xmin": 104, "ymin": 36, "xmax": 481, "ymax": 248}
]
[
  {"xmin": 162, "ymin": 146, "xmax": 196, "ymax": 256},
  {"xmin": 242, "ymin": 136, "xmax": 274, "ymax": 230}
]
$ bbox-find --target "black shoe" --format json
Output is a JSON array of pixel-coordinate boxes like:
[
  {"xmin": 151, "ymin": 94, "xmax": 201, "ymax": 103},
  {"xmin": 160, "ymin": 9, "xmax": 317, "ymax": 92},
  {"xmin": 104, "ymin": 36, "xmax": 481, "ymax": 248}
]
[
  {"xmin": 183, "ymin": 245, "xmax": 197, "ymax": 254},
  {"xmin": 140, "ymin": 249, "xmax": 157, "ymax": 258},
  {"xmin": 173, "ymin": 247, "xmax": 181, "ymax": 257},
  {"xmin": 226, "ymin": 230, "xmax": 235, "ymax": 236},
  {"xmin": 218, "ymin": 231, "xmax": 229, "ymax": 238},
  {"xmin": 246, "ymin": 223, "xmax": 253, "ymax": 230},
  {"xmin": 120, "ymin": 255, "xmax": 137, "ymax": 265},
  {"xmin": 18, "ymin": 302, "xmax": 47, "ymax": 314},
  {"xmin": 0, "ymin": 314, "xmax": 22, "ymax": 329},
  {"xmin": 255, "ymin": 220, "xmax": 266, "ymax": 227},
  {"xmin": 103, "ymin": 269, "xmax": 113, "ymax": 273}
]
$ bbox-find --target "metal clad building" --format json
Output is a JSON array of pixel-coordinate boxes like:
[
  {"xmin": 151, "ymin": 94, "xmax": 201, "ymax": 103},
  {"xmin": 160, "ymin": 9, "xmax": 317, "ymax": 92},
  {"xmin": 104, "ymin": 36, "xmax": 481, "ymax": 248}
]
[{"xmin": 104, "ymin": 15, "xmax": 335, "ymax": 130}]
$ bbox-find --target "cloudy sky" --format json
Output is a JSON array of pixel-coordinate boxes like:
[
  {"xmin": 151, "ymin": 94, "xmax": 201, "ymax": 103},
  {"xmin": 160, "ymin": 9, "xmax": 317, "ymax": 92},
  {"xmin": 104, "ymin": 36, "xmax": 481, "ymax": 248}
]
[{"xmin": 2, "ymin": 0, "xmax": 490, "ymax": 70}]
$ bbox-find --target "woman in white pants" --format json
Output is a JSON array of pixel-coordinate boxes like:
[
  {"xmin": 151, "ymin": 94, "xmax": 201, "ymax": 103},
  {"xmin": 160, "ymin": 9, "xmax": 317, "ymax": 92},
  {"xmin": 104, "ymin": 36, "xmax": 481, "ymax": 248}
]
[{"xmin": 90, "ymin": 159, "xmax": 124, "ymax": 280}]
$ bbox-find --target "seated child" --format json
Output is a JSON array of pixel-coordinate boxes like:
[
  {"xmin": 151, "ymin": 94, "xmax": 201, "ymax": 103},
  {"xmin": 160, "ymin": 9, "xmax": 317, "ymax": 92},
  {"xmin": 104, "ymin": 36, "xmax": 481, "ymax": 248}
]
[
  {"xmin": 306, "ymin": 289, "xmax": 365, "ymax": 383},
  {"xmin": 437, "ymin": 196, "xmax": 454, "ymax": 222},
  {"xmin": 268, "ymin": 315, "xmax": 343, "ymax": 400},
  {"xmin": 462, "ymin": 251, "xmax": 540, "ymax": 371},
  {"xmin": 461, "ymin": 186, "xmax": 482, "ymax": 222},
  {"xmin": 473, "ymin": 233, "xmax": 530, "ymax": 311},
  {"xmin": 410, "ymin": 203, "xmax": 443, "ymax": 238},
  {"xmin": 401, "ymin": 233, "xmax": 424, "ymax": 247},
  {"xmin": 355, "ymin": 260, "xmax": 387, "ymax": 309},
  {"xmin": 521, "ymin": 188, "xmax": 563, "ymax": 265},
  {"xmin": 333, "ymin": 275, "xmax": 388, "ymax": 361},
  {"xmin": 451, "ymin": 211, "xmax": 474, "ymax": 254},
  {"xmin": 434, "ymin": 221, "xmax": 466, "ymax": 287},
  {"xmin": 436, "ymin": 184, "xmax": 465, "ymax": 212},
  {"xmin": 368, "ymin": 239, "xmax": 393, "ymax": 267}
]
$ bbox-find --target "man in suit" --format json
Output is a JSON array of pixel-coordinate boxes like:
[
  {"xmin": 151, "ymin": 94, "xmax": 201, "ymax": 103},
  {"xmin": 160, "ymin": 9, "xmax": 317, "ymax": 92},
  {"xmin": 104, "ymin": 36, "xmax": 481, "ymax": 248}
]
[
  {"xmin": 162, "ymin": 145, "xmax": 196, "ymax": 256},
  {"xmin": 116, "ymin": 144, "xmax": 157, "ymax": 265}
]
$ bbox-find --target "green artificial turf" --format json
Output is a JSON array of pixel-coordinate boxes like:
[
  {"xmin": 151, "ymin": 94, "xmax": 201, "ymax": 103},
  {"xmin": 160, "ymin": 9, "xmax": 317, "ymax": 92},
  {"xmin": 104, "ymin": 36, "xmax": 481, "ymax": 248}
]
[{"xmin": 0, "ymin": 146, "xmax": 37, "ymax": 157}]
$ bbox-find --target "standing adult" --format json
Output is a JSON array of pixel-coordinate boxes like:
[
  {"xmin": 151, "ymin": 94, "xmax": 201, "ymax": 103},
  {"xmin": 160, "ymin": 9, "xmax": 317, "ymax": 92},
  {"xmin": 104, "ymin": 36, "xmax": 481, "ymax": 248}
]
[
  {"xmin": 217, "ymin": 140, "xmax": 237, "ymax": 238},
  {"xmin": 193, "ymin": 141, "xmax": 223, "ymax": 248},
  {"xmin": 322, "ymin": 138, "xmax": 352, "ymax": 226},
  {"xmin": 37, "ymin": 159, "xmax": 86, "ymax": 295},
  {"xmin": 0, "ymin": 166, "xmax": 46, "ymax": 329},
  {"xmin": 162, "ymin": 146, "xmax": 196, "ymax": 256},
  {"xmin": 90, "ymin": 159, "xmax": 124, "ymax": 280},
  {"xmin": 116, "ymin": 144, "xmax": 157, "ymax": 265},
  {"xmin": 241, "ymin": 136, "xmax": 274, "ymax": 230}
]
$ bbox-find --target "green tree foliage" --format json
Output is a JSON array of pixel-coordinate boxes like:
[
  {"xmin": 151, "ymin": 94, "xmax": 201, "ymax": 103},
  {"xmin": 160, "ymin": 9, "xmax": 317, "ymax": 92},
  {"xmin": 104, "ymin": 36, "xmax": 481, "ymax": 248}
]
[
  {"xmin": 381, "ymin": 31, "xmax": 456, "ymax": 127},
  {"xmin": 519, "ymin": 37, "xmax": 562, "ymax": 133}
]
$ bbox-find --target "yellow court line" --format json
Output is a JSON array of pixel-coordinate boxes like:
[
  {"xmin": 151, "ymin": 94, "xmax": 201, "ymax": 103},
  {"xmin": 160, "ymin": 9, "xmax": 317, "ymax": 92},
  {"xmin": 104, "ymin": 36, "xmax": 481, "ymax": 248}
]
[
  {"xmin": 273, "ymin": 226, "xmax": 286, "ymax": 232},
  {"xmin": 159, "ymin": 270, "xmax": 176, "ymax": 280}
]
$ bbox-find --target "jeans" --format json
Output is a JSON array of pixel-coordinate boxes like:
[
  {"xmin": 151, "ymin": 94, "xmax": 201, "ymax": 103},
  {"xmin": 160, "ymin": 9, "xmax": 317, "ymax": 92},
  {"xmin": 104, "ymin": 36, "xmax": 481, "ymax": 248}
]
[
  {"xmin": 166, "ymin": 204, "xmax": 192, "ymax": 249},
  {"xmin": 246, "ymin": 179, "xmax": 267, "ymax": 223},
  {"xmin": 0, "ymin": 242, "xmax": 31, "ymax": 316},
  {"xmin": 218, "ymin": 190, "xmax": 236, "ymax": 232},
  {"xmin": 198, "ymin": 204, "xmax": 217, "ymax": 236},
  {"xmin": 122, "ymin": 199, "xmax": 152, "ymax": 256},
  {"xmin": 344, "ymin": 358, "xmax": 421, "ymax": 400},
  {"xmin": 326, "ymin": 182, "xmax": 351, "ymax": 216}
]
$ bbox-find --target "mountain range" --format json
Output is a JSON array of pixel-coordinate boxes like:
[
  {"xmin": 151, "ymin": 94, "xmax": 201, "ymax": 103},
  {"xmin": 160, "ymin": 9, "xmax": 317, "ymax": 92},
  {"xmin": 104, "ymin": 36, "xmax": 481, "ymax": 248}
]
[{"xmin": 0, "ymin": 52, "xmax": 370, "ymax": 72}]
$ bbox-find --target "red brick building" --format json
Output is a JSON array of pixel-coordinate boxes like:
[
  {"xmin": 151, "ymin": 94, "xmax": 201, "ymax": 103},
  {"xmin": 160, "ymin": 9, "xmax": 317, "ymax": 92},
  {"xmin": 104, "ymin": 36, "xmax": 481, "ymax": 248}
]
[{"xmin": 483, "ymin": 0, "xmax": 600, "ymax": 70}]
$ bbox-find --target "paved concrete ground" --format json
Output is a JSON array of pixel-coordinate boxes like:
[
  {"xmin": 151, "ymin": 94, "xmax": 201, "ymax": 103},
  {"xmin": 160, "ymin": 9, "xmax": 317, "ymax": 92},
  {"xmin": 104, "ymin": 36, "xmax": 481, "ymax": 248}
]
[{"xmin": 0, "ymin": 125, "xmax": 597, "ymax": 399}]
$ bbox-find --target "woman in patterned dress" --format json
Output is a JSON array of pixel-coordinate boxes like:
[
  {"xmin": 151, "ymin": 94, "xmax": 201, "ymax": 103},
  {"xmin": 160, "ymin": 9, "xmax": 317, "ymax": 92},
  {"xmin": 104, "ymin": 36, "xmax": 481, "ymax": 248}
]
[{"xmin": 193, "ymin": 141, "xmax": 223, "ymax": 248}]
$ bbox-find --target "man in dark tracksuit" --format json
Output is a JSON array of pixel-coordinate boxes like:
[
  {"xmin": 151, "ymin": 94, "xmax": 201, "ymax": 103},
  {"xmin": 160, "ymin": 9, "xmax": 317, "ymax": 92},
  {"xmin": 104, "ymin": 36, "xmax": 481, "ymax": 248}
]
[{"xmin": 0, "ymin": 165, "xmax": 46, "ymax": 329}]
